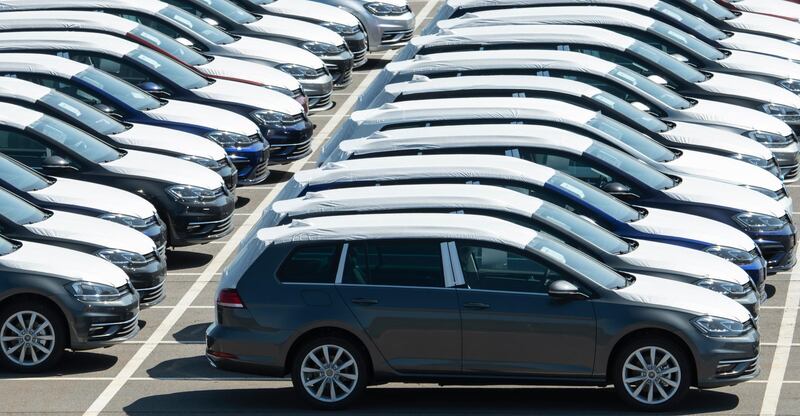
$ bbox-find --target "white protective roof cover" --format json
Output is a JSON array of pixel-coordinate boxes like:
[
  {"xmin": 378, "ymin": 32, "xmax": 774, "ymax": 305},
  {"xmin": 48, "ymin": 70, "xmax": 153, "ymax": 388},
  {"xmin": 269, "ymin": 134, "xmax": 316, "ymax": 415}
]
[
  {"xmin": 27, "ymin": 211, "xmax": 156, "ymax": 255},
  {"xmin": 214, "ymin": 33, "xmax": 326, "ymax": 70},
  {"xmin": 631, "ymin": 207, "xmax": 755, "ymax": 251},
  {"xmin": 686, "ymin": 99, "xmax": 793, "ymax": 137},
  {"xmin": 663, "ymin": 120, "xmax": 771, "ymax": 160},
  {"xmin": 0, "ymin": 239, "xmax": 129, "ymax": 287},
  {"xmin": 243, "ymin": 15, "xmax": 345, "ymax": 47},
  {"xmin": 31, "ymin": 177, "xmax": 156, "ymax": 219},
  {"xmin": 667, "ymin": 175, "xmax": 786, "ymax": 217},
  {"xmin": 258, "ymin": 0, "xmax": 360, "ymax": 26},
  {"xmin": 718, "ymin": 49, "xmax": 800, "ymax": 80},
  {"xmin": 727, "ymin": 0, "xmax": 800, "ymax": 19},
  {"xmin": 193, "ymin": 78, "xmax": 303, "ymax": 115},
  {"xmin": 727, "ymin": 9, "xmax": 800, "ymax": 40},
  {"xmin": 196, "ymin": 55, "xmax": 301, "ymax": 91},
  {"xmin": 103, "ymin": 150, "xmax": 224, "ymax": 190},
  {"xmin": 700, "ymin": 71, "xmax": 800, "ymax": 108},
  {"xmin": 721, "ymin": 31, "xmax": 800, "ymax": 62}
]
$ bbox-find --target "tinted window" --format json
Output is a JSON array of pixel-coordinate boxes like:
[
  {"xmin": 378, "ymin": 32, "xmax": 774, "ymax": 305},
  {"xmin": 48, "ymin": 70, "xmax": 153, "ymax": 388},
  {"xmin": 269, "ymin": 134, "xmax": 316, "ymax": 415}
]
[
  {"xmin": 680, "ymin": 0, "xmax": 736, "ymax": 20},
  {"xmin": 0, "ymin": 154, "xmax": 50, "ymax": 192},
  {"xmin": 0, "ymin": 190, "xmax": 48, "ymax": 225},
  {"xmin": 116, "ymin": 11, "xmax": 209, "ymax": 51},
  {"xmin": 0, "ymin": 128, "xmax": 50, "ymax": 169},
  {"xmin": 607, "ymin": 66, "xmax": 692, "ymax": 109},
  {"xmin": 130, "ymin": 25, "xmax": 209, "ymax": 66},
  {"xmin": 0, "ymin": 237, "xmax": 17, "ymax": 256},
  {"xmin": 30, "ymin": 116, "xmax": 121, "ymax": 164},
  {"xmin": 528, "ymin": 237, "xmax": 627, "ymax": 290},
  {"xmin": 591, "ymin": 92, "xmax": 668, "ymax": 133},
  {"xmin": 277, "ymin": 244, "xmax": 340, "ymax": 284},
  {"xmin": 159, "ymin": 4, "xmax": 237, "ymax": 44},
  {"xmin": 586, "ymin": 114, "xmax": 676, "ymax": 162},
  {"xmin": 457, "ymin": 241, "xmax": 562, "ymax": 294},
  {"xmin": 343, "ymin": 240, "xmax": 445, "ymax": 287},
  {"xmin": 545, "ymin": 173, "xmax": 642, "ymax": 223},
  {"xmin": 127, "ymin": 47, "xmax": 210, "ymax": 89},
  {"xmin": 39, "ymin": 91, "xmax": 127, "ymax": 136},
  {"xmin": 625, "ymin": 41, "xmax": 706, "ymax": 83},
  {"xmin": 653, "ymin": 2, "xmax": 728, "ymax": 41},
  {"xmin": 584, "ymin": 143, "xmax": 675, "ymax": 190},
  {"xmin": 75, "ymin": 68, "xmax": 162, "ymax": 111},
  {"xmin": 534, "ymin": 203, "xmax": 631, "ymax": 255},
  {"xmin": 649, "ymin": 21, "xmax": 725, "ymax": 61}
]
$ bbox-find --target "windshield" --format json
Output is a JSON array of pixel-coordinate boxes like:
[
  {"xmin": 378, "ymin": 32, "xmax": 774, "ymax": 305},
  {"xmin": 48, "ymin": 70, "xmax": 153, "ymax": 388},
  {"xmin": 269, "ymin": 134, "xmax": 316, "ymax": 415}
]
[
  {"xmin": 76, "ymin": 68, "xmax": 162, "ymax": 111},
  {"xmin": 128, "ymin": 46, "xmax": 210, "ymax": 90},
  {"xmin": 159, "ymin": 5, "xmax": 237, "ymax": 45},
  {"xmin": 528, "ymin": 236, "xmax": 628, "ymax": 289},
  {"xmin": 585, "ymin": 143, "xmax": 676, "ymax": 190},
  {"xmin": 39, "ymin": 91, "xmax": 127, "ymax": 136},
  {"xmin": 650, "ymin": 20, "xmax": 726, "ymax": 61},
  {"xmin": 30, "ymin": 116, "xmax": 121, "ymax": 164},
  {"xmin": 199, "ymin": 0, "xmax": 258, "ymax": 24},
  {"xmin": 250, "ymin": 0, "xmax": 276, "ymax": 4},
  {"xmin": 608, "ymin": 66, "xmax": 693, "ymax": 110},
  {"xmin": 682, "ymin": 0, "xmax": 737, "ymax": 20},
  {"xmin": 130, "ymin": 25, "xmax": 209, "ymax": 66},
  {"xmin": 628, "ymin": 40, "xmax": 706, "ymax": 83},
  {"xmin": 534, "ymin": 203, "xmax": 632, "ymax": 255},
  {"xmin": 546, "ymin": 173, "xmax": 642, "ymax": 223},
  {"xmin": 591, "ymin": 92, "xmax": 669, "ymax": 133},
  {"xmin": 586, "ymin": 114, "xmax": 677, "ymax": 163},
  {"xmin": 0, "ymin": 155, "xmax": 50, "ymax": 192},
  {"xmin": 0, "ymin": 190, "xmax": 49, "ymax": 225},
  {"xmin": 654, "ymin": 2, "xmax": 728, "ymax": 41},
  {"xmin": 0, "ymin": 236, "xmax": 17, "ymax": 256}
]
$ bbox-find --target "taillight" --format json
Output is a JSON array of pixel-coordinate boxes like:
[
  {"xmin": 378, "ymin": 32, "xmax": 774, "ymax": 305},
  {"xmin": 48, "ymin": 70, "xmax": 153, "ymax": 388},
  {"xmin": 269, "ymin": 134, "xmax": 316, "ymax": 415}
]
[{"xmin": 217, "ymin": 288, "xmax": 245, "ymax": 308}]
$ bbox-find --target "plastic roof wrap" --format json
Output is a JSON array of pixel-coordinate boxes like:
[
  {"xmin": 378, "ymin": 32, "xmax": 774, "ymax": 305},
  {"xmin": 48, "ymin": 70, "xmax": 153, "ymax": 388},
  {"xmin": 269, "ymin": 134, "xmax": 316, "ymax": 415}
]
[
  {"xmin": 727, "ymin": 10, "xmax": 800, "ymax": 40},
  {"xmin": 221, "ymin": 35, "xmax": 325, "ymax": 69},
  {"xmin": 197, "ymin": 56, "xmax": 301, "ymax": 91},
  {"xmin": 0, "ymin": 53, "xmax": 87, "ymax": 77},
  {"xmin": 631, "ymin": 207, "xmax": 755, "ymax": 251},
  {"xmin": 259, "ymin": 0, "xmax": 360, "ymax": 26},
  {"xmin": 718, "ymin": 49, "xmax": 800, "ymax": 79},
  {"xmin": 0, "ymin": 0, "xmax": 167, "ymax": 13},
  {"xmin": 721, "ymin": 31, "xmax": 800, "ymax": 61},
  {"xmin": 0, "ymin": 31, "xmax": 139, "ymax": 58},
  {"xmin": 31, "ymin": 177, "xmax": 156, "ymax": 218},
  {"xmin": 700, "ymin": 71, "xmax": 800, "ymax": 108},
  {"xmin": 665, "ymin": 176, "xmax": 786, "ymax": 217},
  {"xmin": 113, "ymin": 124, "xmax": 227, "ymax": 161},
  {"xmin": 102, "ymin": 150, "xmax": 224, "ymax": 190},
  {"xmin": 0, "ymin": 10, "xmax": 138, "ymax": 33},
  {"xmin": 0, "ymin": 102, "xmax": 43, "ymax": 129},
  {"xmin": 27, "ymin": 211, "xmax": 156, "ymax": 255},
  {"xmin": 0, "ymin": 240, "xmax": 129, "ymax": 287},
  {"xmin": 684, "ymin": 99, "xmax": 793, "ymax": 136},
  {"xmin": 244, "ymin": 15, "xmax": 344, "ymax": 46},
  {"xmin": 144, "ymin": 100, "xmax": 259, "ymax": 136},
  {"xmin": 193, "ymin": 78, "xmax": 304, "ymax": 115},
  {"xmin": 618, "ymin": 273, "xmax": 751, "ymax": 322},
  {"xmin": 727, "ymin": 0, "xmax": 800, "ymax": 18},
  {"xmin": 663, "ymin": 121, "xmax": 772, "ymax": 160},
  {"xmin": 437, "ymin": 6, "xmax": 658, "ymax": 32},
  {"xmin": 0, "ymin": 76, "xmax": 51, "ymax": 102},
  {"xmin": 622, "ymin": 239, "xmax": 749, "ymax": 284},
  {"xmin": 663, "ymin": 149, "xmax": 784, "ymax": 192}
]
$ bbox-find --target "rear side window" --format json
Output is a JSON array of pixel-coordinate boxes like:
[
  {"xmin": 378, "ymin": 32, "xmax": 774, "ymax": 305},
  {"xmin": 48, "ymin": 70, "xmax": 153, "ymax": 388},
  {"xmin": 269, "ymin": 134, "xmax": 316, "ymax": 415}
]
[
  {"xmin": 343, "ymin": 240, "xmax": 445, "ymax": 287},
  {"xmin": 277, "ymin": 244, "xmax": 340, "ymax": 284}
]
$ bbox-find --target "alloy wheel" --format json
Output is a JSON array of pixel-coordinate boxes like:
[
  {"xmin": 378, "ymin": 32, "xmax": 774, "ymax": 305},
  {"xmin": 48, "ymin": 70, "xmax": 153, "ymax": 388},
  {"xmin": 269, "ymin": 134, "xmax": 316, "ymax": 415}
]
[
  {"xmin": 300, "ymin": 344, "xmax": 359, "ymax": 403},
  {"xmin": 622, "ymin": 346, "xmax": 682, "ymax": 405},
  {"xmin": 0, "ymin": 311, "xmax": 56, "ymax": 367}
]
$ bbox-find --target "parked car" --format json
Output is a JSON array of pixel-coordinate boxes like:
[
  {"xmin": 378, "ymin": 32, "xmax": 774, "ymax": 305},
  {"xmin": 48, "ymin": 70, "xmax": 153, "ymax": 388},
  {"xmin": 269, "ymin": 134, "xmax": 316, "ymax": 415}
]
[
  {"xmin": 0, "ymin": 10, "xmax": 309, "ymax": 112},
  {"xmin": 0, "ymin": 103, "xmax": 235, "ymax": 246},
  {"xmin": 367, "ymin": 75, "xmax": 779, "ymax": 177},
  {"xmin": 0, "ymin": 153, "xmax": 167, "ymax": 250},
  {"xmin": 160, "ymin": 0, "xmax": 354, "ymax": 88},
  {"xmin": 0, "ymin": 76, "xmax": 237, "ymax": 189},
  {"xmin": 718, "ymin": 0, "xmax": 800, "ymax": 21},
  {"xmin": 0, "ymin": 53, "xmax": 270, "ymax": 185},
  {"xmin": 0, "ymin": 0, "xmax": 335, "ymax": 110},
  {"xmin": 666, "ymin": 0, "xmax": 800, "ymax": 42},
  {"xmin": 208, "ymin": 213, "xmax": 758, "ymax": 410},
  {"xmin": 365, "ymin": 49, "xmax": 800, "ymax": 180},
  {"xmin": 0, "ymin": 235, "xmax": 139, "ymax": 372},
  {"xmin": 0, "ymin": 188, "xmax": 166, "ymax": 307},
  {"xmin": 311, "ymin": 0, "xmax": 415, "ymax": 51},
  {"xmin": 272, "ymin": 184, "xmax": 763, "ymax": 314},
  {"xmin": 230, "ymin": 0, "xmax": 369, "ymax": 67}
]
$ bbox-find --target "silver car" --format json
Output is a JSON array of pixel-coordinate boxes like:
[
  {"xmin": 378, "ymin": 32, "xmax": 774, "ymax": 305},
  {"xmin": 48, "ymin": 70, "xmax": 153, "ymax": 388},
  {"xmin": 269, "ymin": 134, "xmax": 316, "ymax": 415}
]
[{"xmin": 311, "ymin": 0, "xmax": 415, "ymax": 51}]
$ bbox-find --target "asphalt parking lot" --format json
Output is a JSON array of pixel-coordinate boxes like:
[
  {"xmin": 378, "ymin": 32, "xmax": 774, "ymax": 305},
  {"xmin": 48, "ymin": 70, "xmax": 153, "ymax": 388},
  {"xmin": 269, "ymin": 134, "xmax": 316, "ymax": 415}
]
[{"xmin": 1, "ymin": 1, "xmax": 799, "ymax": 415}]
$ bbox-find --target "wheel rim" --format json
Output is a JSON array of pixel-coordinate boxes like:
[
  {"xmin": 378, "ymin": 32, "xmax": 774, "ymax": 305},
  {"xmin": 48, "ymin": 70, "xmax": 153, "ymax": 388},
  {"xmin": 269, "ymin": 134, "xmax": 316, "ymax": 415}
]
[
  {"xmin": 300, "ymin": 344, "xmax": 359, "ymax": 403},
  {"xmin": 0, "ymin": 311, "xmax": 55, "ymax": 367},
  {"xmin": 622, "ymin": 346, "xmax": 681, "ymax": 405}
]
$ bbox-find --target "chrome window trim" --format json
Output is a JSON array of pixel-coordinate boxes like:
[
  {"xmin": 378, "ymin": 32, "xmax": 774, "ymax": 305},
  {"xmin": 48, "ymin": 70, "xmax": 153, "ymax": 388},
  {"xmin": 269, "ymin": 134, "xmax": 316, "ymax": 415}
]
[{"xmin": 334, "ymin": 242, "xmax": 349, "ymax": 284}]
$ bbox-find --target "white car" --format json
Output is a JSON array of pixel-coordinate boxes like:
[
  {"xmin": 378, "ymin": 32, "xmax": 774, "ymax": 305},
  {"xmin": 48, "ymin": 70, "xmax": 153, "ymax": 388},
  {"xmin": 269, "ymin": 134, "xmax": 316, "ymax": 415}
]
[
  {"xmin": 310, "ymin": 0, "xmax": 416, "ymax": 52},
  {"xmin": 722, "ymin": 0, "xmax": 800, "ymax": 21},
  {"xmin": 670, "ymin": 0, "xmax": 800, "ymax": 42}
]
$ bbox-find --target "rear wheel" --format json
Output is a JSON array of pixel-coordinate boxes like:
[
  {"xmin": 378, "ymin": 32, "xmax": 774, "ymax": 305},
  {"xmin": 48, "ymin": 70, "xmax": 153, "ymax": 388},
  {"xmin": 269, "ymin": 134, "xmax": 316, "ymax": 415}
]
[
  {"xmin": 0, "ymin": 301, "xmax": 66, "ymax": 373},
  {"xmin": 291, "ymin": 336, "xmax": 368, "ymax": 410}
]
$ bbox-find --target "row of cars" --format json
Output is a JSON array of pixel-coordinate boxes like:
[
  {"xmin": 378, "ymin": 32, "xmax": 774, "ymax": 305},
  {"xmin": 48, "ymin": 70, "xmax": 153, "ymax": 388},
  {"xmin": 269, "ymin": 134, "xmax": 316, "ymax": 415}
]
[
  {"xmin": 205, "ymin": 0, "xmax": 800, "ymax": 411},
  {"xmin": 0, "ymin": 1, "xmax": 416, "ymax": 373}
]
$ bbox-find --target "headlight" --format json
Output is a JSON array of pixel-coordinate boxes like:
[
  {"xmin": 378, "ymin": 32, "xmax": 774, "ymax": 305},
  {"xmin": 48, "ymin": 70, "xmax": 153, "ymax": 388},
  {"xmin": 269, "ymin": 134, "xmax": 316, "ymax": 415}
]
[
  {"xmin": 733, "ymin": 212, "xmax": 788, "ymax": 232},
  {"xmin": 98, "ymin": 213, "xmax": 149, "ymax": 229},
  {"xmin": 740, "ymin": 185, "xmax": 782, "ymax": 201},
  {"xmin": 179, "ymin": 155, "xmax": 223, "ymax": 170},
  {"xmin": 166, "ymin": 185, "xmax": 221, "ymax": 204},
  {"xmin": 743, "ymin": 130, "xmax": 794, "ymax": 148},
  {"xmin": 703, "ymin": 245, "xmax": 757, "ymax": 266},
  {"xmin": 65, "ymin": 281, "xmax": 125, "ymax": 303},
  {"xmin": 250, "ymin": 110, "xmax": 298, "ymax": 126},
  {"xmin": 732, "ymin": 154, "xmax": 781, "ymax": 177},
  {"xmin": 300, "ymin": 41, "xmax": 343, "ymax": 56},
  {"xmin": 206, "ymin": 131, "xmax": 257, "ymax": 148},
  {"xmin": 760, "ymin": 103, "xmax": 800, "ymax": 123},
  {"xmin": 96, "ymin": 248, "xmax": 149, "ymax": 270},
  {"xmin": 777, "ymin": 79, "xmax": 800, "ymax": 94},
  {"xmin": 319, "ymin": 21, "xmax": 358, "ymax": 35},
  {"xmin": 364, "ymin": 2, "xmax": 408, "ymax": 15},
  {"xmin": 695, "ymin": 279, "xmax": 750, "ymax": 297},
  {"xmin": 691, "ymin": 315, "xmax": 750, "ymax": 337},
  {"xmin": 275, "ymin": 63, "xmax": 320, "ymax": 80}
]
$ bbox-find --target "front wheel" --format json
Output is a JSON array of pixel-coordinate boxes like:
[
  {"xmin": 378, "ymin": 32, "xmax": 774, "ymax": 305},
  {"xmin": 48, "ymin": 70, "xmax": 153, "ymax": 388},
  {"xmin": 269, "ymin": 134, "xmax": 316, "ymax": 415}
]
[
  {"xmin": 612, "ymin": 336, "xmax": 692, "ymax": 411},
  {"xmin": 290, "ymin": 336, "xmax": 368, "ymax": 410},
  {"xmin": 0, "ymin": 301, "xmax": 66, "ymax": 373}
]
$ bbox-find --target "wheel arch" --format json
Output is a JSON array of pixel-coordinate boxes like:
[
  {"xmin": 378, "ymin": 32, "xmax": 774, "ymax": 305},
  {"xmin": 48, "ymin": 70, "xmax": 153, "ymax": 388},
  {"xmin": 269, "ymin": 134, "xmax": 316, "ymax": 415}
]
[
  {"xmin": 284, "ymin": 326, "xmax": 375, "ymax": 382},
  {"xmin": 606, "ymin": 327, "xmax": 698, "ymax": 386}
]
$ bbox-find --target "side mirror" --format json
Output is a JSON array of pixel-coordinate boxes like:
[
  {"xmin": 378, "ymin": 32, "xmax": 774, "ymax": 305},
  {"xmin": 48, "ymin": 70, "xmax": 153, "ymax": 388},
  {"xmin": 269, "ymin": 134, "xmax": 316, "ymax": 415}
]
[
  {"xmin": 138, "ymin": 81, "xmax": 170, "ymax": 98},
  {"xmin": 42, "ymin": 155, "xmax": 77, "ymax": 172},
  {"xmin": 602, "ymin": 182, "xmax": 638, "ymax": 200},
  {"xmin": 92, "ymin": 103, "xmax": 124, "ymax": 120},
  {"xmin": 548, "ymin": 280, "xmax": 588, "ymax": 300}
]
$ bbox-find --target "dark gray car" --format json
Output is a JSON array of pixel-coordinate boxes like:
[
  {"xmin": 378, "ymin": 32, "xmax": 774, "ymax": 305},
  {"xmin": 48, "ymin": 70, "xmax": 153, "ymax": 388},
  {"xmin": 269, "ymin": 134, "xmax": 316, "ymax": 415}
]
[{"xmin": 207, "ymin": 213, "xmax": 759, "ymax": 411}]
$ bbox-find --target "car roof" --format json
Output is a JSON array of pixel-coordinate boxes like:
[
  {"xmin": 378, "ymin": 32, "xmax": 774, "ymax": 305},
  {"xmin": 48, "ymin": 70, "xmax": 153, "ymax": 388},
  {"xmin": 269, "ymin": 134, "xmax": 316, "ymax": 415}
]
[
  {"xmin": 256, "ymin": 212, "xmax": 540, "ymax": 250},
  {"xmin": 0, "ymin": 101, "xmax": 44, "ymax": 129},
  {"xmin": 383, "ymin": 74, "xmax": 602, "ymax": 98},
  {"xmin": 0, "ymin": 31, "xmax": 140, "ymax": 58},
  {"xmin": 439, "ymin": 5, "xmax": 658, "ymax": 31},
  {"xmin": 443, "ymin": 0, "xmax": 659, "ymax": 11},
  {"xmin": 0, "ymin": 10, "xmax": 139, "ymax": 33},
  {"xmin": 0, "ymin": 0, "xmax": 169, "ymax": 14},
  {"xmin": 0, "ymin": 76, "xmax": 53, "ymax": 102},
  {"xmin": 0, "ymin": 53, "xmax": 91, "ymax": 77}
]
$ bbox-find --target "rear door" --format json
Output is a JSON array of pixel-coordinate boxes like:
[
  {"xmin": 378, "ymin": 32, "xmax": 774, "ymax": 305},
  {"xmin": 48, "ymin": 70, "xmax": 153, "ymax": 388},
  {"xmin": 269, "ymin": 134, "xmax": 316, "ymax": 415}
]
[{"xmin": 335, "ymin": 239, "xmax": 461, "ymax": 374}]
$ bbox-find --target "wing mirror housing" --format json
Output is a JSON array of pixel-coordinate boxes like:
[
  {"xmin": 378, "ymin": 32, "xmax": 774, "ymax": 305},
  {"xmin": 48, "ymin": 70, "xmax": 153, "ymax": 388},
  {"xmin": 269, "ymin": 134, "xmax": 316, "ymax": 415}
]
[
  {"xmin": 602, "ymin": 182, "xmax": 639, "ymax": 200},
  {"xmin": 138, "ymin": 81, "xmax": 170, "ymax": 98},
  {"xmin": 42, "ymin": 155, "xmax": 77, "ymax": 172},
  {"xmin": 92, "ymin": 103, "xmax": 124, "ymax": 120},
  {"xmin": 548, "ymin": 280, "xmax": 588, "ymax": 300}
]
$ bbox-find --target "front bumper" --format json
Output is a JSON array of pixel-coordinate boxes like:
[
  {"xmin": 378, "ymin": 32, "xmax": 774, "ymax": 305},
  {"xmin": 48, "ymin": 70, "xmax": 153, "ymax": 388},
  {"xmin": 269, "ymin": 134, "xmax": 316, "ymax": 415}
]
[
  {"xmin": 167, "ymin": 190, "xmax": 236, "ymax": 246},
  {"xmin": 262, "ymin": 119, "xmax": 314, "ymax": 164},
  {"xmin": 773, "ymin": 142, "xmax": 800, "ymax": 183},
  {"xmin": 213, "ymin": 161, "xmax": 239, "ymax": 192},
  {"xmin": 225, "ymin": 141, "xmax": 269, "ymax": 186},
  {"xmin": 344, "ymin": 32, "xmax": 369, "ymax": 67},
  {"xmin": 322, "ymin": 51, "xmax": 354, "ymax": 89},
  {"xmin": 126, "ymin": 254, "xmax": 167, "ymax": 308},
  {"xmin": 135, "ymin": 215, "xmax": 168, "ymax": 251},
  {"xmin": 364, "ymin": 10, "xmax": 415, "ymax": 51},
  {"xmin": 695, "ymin": 328, "xmax": 760, "ymax": 389},
  {"xmin": 68, "ymin": 289, "xmax": 141, "ymax": 350},
  {"xmin": 299, "ymin": 72, "xmax": 335, "ymax": 110},
  {"xmin": 751, "ymin": 219, "xmax": 798, "ymax": 273}
]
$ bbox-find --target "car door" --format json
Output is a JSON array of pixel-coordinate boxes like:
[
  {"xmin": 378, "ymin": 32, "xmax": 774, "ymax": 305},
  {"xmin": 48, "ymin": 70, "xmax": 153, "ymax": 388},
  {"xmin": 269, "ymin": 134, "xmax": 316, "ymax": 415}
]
[
  {"xmin": 454, "ymin": 239, "xmax": 597, "ymax": 376},
  {"xmin": 335, "ymin": 239, "xmax": 462, "ymax": 374}
]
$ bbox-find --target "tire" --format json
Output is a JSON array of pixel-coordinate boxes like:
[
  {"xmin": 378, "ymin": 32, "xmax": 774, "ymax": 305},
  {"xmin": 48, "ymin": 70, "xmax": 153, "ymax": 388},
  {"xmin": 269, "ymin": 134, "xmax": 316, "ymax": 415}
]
[
  {"xmin": 612, "ymin": 336, "xmax": 692, "ymax": 411},
  {"xmin": 290, "ymin": 336, "xmax": 368, "ymax": 410},
  {"xmin": 0, "ymin": 300, "xmax": 66, "ymax": 373}
]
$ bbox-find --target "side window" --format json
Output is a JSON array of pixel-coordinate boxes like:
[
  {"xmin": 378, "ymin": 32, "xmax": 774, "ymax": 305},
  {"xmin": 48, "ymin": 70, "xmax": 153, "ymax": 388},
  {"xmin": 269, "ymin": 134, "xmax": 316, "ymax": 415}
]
[
  {"xmin": 342, "ymin": 240, "xmax": 445, "ymax": 287},
  {"xmin": 0, "ymin": 128, "xmax": 51, "ymax": 169},
  {"xmin": 456, "ymin": 241, "xmax": 563, "ymax": 294},
  {"xmin": 66, "ymin": 53, "xmax": 152, "ymax": 87},
  {"xmin": 276, "ymin": 244, "xmax": 341, "ymax": 284},
  {"xmin": 523, "ymin": 151, "xmax": 616, "ymax": 189}
]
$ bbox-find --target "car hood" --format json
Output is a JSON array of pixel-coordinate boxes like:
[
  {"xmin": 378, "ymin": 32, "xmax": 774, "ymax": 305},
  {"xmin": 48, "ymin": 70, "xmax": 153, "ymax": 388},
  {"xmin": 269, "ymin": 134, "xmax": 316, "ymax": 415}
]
[
  {"xmin": 630, "ymin": 207, "xmax": 755, "ymax": 251},
  {"xmin": 263, "ymin": 0, "xmax": 360, "ymax": 26},
  {"xmin": 26, "ymin": 211, "xmax": 155, "ymax": 255},
  {"xmin": 101, "ymin": 149, "xmax": 224, "ymax": 191},
  {"xmin": 616, "ymin": 273, "xmax": 752, "ymax": 323},
  {"xmin": 722, "ymin": 31, "xmax": 800, "ymax": 61},
  {"xmin": 196, "ymin": 55, "xmax": 301, "ymax": 91},
  {"xmin": 112, "ymin": 123, "xmax": 226, "ymax": 161},
  {"xmin": 619, "ymin": 239, "xmax": 750, "ymax": 285},
  {"xmin": 663, "ymin": 149, "xmax": 784, "ymax": 192},
  {"xmin": 698, "ymin": 71, "xmax": 800, "ymax": 108},
  {"xmin": 663, "ymin": 121, "xmax": 773, "ymax": 160},
  {"xmin": 720, "ymin": 49, "xmax": 800, "ymax": 80},
  {"xmin": 193, "ymin": 79, "xmax": 304, "ymax": 115},
  {"xmin": 144, "ymin": 99, "xmax": 259, "ymax": 136},
  {"xmin": 0, "ymin": 240, "xmax": 129, "ymax": 288},
  {"xmin": 30, "ymin": 177, "xmax": 156, "ymax": 219},
  {"xmin": 664, "ymin": 176, "xmax": 786, "ymax": 218},
  {"xmin": 225, "ymin": 35, "xmax": 325, "ymax": 69},
  {"xmin": 685, "ymin": 98, "xmax": 793, "ymax": 136},
  {"xmin": 729, "ymin": 0, "xmax": 800, "ymax": 19},
  {"xmin": 727, "ymin": 10, "xmax": 800, "ymax": 41},
  {"xmin": 245, "ymin": 15, "xmax": 345, "ymax": 46}
]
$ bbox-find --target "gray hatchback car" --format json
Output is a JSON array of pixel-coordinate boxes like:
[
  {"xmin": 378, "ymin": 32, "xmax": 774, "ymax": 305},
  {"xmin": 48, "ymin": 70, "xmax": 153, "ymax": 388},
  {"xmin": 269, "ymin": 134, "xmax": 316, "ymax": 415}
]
[{"xmin": 207, "ymin": 213, "xmax": 759, "ymax": 411}]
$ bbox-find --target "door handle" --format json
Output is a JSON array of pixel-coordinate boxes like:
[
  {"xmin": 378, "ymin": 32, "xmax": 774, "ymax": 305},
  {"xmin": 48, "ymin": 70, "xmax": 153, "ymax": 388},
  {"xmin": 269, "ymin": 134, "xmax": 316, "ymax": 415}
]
[
  {"xmin": 463, "ymin": 302, "xmax": 490, "ymax": 310},
  {"xmin": 351, "ymin": 298, "xmax": 379, "ymax": 306}
]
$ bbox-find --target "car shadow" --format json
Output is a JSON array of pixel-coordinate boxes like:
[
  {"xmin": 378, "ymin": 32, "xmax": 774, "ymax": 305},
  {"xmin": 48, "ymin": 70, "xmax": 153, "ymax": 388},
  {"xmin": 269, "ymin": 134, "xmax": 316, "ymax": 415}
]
[
  {"xmin": 172, "ymin": 322, "xmax": 210, "ymax": 344},
  {"xmin": 0, "ymin": 350, "xmax": 118, "ymax": 378},
  {"xmin": 234, "ymin": 195, "xmax": 251, "ymax": 209},
  {"xmin": 166, "ymin": 251, "xmax": 213, "ymax": 271},
  {"xmin": 766, "ymin": 283, "xmax": 777, "ymax": 299},
  {"xmin": 263, "ymin": 169, "xmax": 295, "ymax": 185}
]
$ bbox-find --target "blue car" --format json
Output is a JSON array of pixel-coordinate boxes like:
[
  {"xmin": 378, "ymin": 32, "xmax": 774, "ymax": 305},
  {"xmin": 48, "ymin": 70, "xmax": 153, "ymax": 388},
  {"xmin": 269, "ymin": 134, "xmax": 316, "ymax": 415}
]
[{"xmin": 0, "ymin": 53, "xmax": 271, "ymax": 185}]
